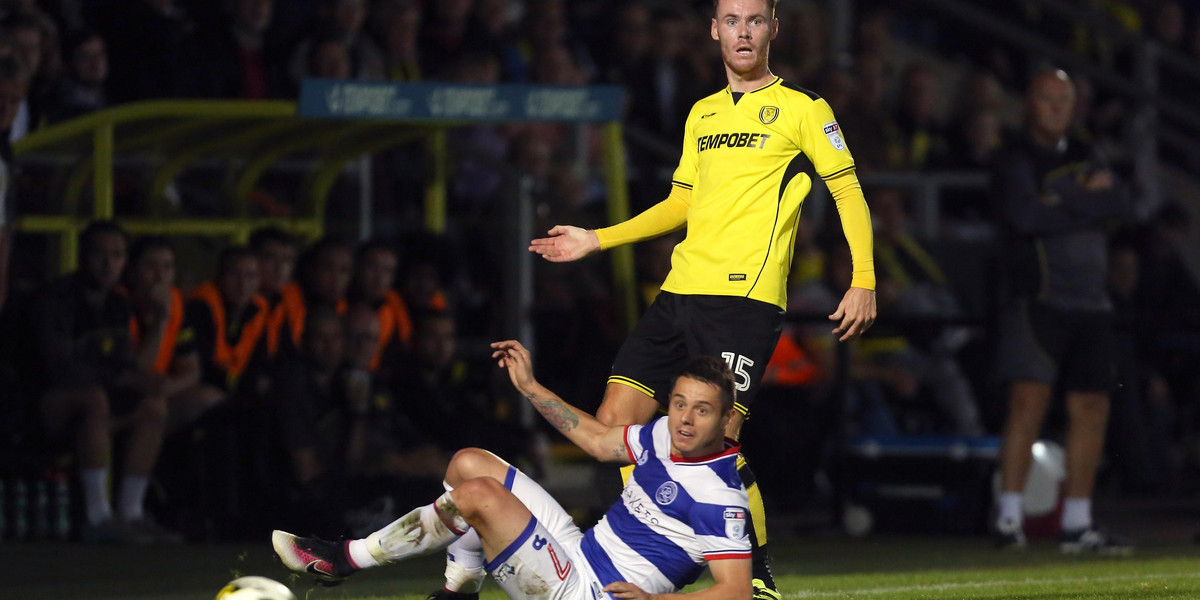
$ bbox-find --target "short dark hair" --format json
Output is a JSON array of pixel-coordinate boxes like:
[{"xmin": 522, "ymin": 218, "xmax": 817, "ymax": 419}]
[
  {"xmin": 217, "ymin": 245, "xmax": 257, "ymax": 275},
  {"xmin": 672, "ymin": 356, "xmax": 736, "ymax": 414},
  {"xmin": 712, "ymin": 0, "xmax": 778, "ymax": 15},
  {"xmin": 248, "ymin": 226, "xmax": 297, "ymax": 252},
  {"xmin": 126, "ymin": 235, "xmax": 172, "ymax": 268},
  {"xmin": 78, "ymin": 220, "xmax": 125, "ymax": 263}
]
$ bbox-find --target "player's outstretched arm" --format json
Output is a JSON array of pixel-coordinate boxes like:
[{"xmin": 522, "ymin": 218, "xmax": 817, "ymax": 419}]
[
  {"xmin": 602, "ymin": 557, "xmax": 751, "ymax": 600},
  {"xmin": 491, "ymin": 340, "xmax": 632, "ymax": 463},
  {"xmin": 529, "ymin": 225, "xmax": 601, "ymax": 262},
  {"xmin": 829, "ymin": 286, "xmax": 877, "ymax": 341}
]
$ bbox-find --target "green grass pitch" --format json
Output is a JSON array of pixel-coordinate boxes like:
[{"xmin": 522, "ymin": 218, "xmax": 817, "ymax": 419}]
[{"xmin": 7, "ymin": 534, "xmax": 1200, "ymax": 599}]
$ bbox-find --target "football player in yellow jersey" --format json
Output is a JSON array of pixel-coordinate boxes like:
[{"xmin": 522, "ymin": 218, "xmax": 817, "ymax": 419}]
[{"xmin": 530, "ymin": 1, "xmax": 876, "ymax": 599}]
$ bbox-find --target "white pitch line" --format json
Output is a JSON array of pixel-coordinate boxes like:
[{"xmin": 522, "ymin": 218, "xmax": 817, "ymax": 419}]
[{"xmin": 789, "ymin": 570, "xmax": 1200, "ymax": 598}]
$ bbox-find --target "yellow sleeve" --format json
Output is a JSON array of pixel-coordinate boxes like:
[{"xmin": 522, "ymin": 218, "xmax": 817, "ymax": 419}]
[
  {"xmin": 826, "ymin": 170, "xmax": 875, "ymax": 290},
  {"xmin": 595, "ymin": 185, "xmax": 690, "ymax": 249}
]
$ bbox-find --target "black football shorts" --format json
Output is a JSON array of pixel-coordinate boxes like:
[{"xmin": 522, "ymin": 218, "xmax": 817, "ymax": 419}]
[
  {"xmin": 994, "ymin": 298, "xmax": 1115, "ymax": 392},
  {"xmin": 608, "ymin": 291, "xmax": 784, "ymax": 417}
]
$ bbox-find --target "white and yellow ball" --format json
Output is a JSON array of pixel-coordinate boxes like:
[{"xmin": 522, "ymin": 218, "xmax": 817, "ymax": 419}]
[{"xmin": 215, "ymin": 576, "xmax": 296, "ymax": 600}]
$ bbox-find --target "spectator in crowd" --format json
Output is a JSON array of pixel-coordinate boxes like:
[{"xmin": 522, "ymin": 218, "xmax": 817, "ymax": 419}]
[
  {"xmin": 304, "ymin": 35, "xmax": 352, "ymax": 80},
  {"xmin": 45, "ymin": 29, "xmax": 105, "ymax": 122},
  {"xmin": 992, "ymin": 68, "xmax": 1133, "ymax": 553},
  {"xmin": 887, "ymin": 63, "xmax": 949, "ymax": 169},
  {"xmin": 287, "ymin": 0, "xmax": 382, "ymax": 90},
  {"xmin": 771, "ymin": 0, "xmax": 829, "ymax": 84},
  {"xmin": 369, "ymin": 0, "xmax": 421, "ymax": 81},
  {"xmin": 120, "ymin": 236, "xmax": 213, "ymax": 432},
  {"xmin": 248, "ymin": 226, "xmax": 300, "ymax": 356},
  {"xmin": 861, "ymin": 188, "xmax": 984, "ymax": 436},
  {"xmin": 21, "ymin": 221, "xmax": 177, "ymax": 543},
  {"xmin": 418, "ymin": 0, "xmax": 489, "ymax": 80},
  {"xmin": 347, "ymin": 239, "xmax": 412, "ymax": 376},
  {"xmin": 843, "ymin": 53, "xmax": 893, "ymax": 172},
  {"xmin": 1, "ymin": 11, "xmax": 44, "ymax": 139},
  {"xmin": 397, "ymin": 309, "xmax": 545, "ymax": 475},
  {"xmin": 271, "ymin": 237, "xmax": 352, "ymax": 357},
  {"xmin": 196, "ymin": 0, "xmax": 287, "ymax": 99},
  {"xmin": 0, "ymin": 54, "xmax": 25, "ymax": 314},
  {"xmin": 186, "ymin": 244, "xmax": 270, "ymax": 398},
  {"xmin": 97, "ymin": 0, "xmax": 201, "ymax": 103}
]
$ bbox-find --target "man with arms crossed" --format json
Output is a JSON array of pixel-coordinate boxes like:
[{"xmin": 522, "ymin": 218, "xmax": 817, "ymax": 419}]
[
  {"xmin": 275, "ymin": 342, "xmax": 753, "ymax": 600},
  {"xmin": 530, "ymin": 1, "xmax": 876, "ymax": 596}
]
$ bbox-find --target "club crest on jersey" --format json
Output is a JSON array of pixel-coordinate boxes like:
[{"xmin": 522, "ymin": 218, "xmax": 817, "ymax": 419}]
[
  {"xmin": 655, "ymin": 481, "xmax": 679, "ymax": 505},
  {"xmin": 823, "ymin": 121, "xmax": 846, "ymax": 151},
  {"xmin": 723, "ymin": 508, "xmax": 747, "ymax": 539},
  {"xmin": 493, "ymin": 563, "xmax": 516, "ymax": 583},
  {"xmin": 759, "ymin": 106, "xmax": 779, "ymax": 124}
]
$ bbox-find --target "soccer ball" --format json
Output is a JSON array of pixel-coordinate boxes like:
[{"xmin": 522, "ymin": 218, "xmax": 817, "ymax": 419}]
[{"xmin": 215, "ymin": 576, "xmax": 296, "ymax": 600}]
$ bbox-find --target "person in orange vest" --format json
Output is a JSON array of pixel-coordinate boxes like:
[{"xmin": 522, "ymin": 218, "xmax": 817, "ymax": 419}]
[
  {"xmin": 249, "ymin": 226, "xmax": 299, "ymax": 356},
  {"xmin": 121, "ymin": 236, "xmax": 207, "ymax": 434},
  {"xmin": 348, "ymin": 240, "xmax": 412, "ymax": 377},
  {"xmin": 269, "ymin": 237, "xmax": 353, "ymax": 359},
  {"xmin": 186, "ymin": 245, "xmax": 271, "ymax": 399}
]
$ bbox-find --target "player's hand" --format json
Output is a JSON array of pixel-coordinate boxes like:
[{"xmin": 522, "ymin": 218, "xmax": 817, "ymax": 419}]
[
  {"xmin": 529, "ymin": 225, "xmax": 601, "ymax": 262},
  {"xmin": 829, "ymin": 286, "xmax": 877, "ymax": 342},
  {"xmin": 602, "ymin": 581, "xmax": 656, "ymax": 600},
  {"xmin": 491, "ymin": 340, "xmax": 538, "ymax": 395}
]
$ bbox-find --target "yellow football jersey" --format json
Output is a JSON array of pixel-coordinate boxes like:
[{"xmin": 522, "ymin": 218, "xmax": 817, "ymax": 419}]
[{"xmin": 661, "ymin": 77, "xmax": 865, "ymax": 309}]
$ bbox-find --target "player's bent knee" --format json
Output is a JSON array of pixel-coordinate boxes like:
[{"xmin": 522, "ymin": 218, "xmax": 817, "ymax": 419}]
[
  {"xmin": 447, "ymin": 448, "xmax": 509, "ymax": 487},
  {"xmin": 449, "ymin": 476, "xmax": 506, "ymax": 519}
]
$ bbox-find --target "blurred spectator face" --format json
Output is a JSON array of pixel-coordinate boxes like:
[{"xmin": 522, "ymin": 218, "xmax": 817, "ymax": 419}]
[
  {"xmin": 12, "ymin": 25, "xmax": 42, "ymax": 76},
  {"xmin": 614, "ymin": 3, "xmax": 651, "ymax": 61},
  {"xmin": 304, "ymin": 314, "xmax": 345, "ymax": 373},
  {"xmin": 310, "ymin": 245, "xmax": 353, "ymax": 304},
  {"xmin": 70, "ymin": 36, "xmax": 107, "ymax": 86},
  {"xmin": 310, "ymin": 40, "xmax": 352, "ymax": 79},
  {"xmin": 355, "ymin": 247, "xmax": 397, "ymax": 302},
  {"xmin": 959, "ymin": 71, "xmax": 1002, "ymax": 113},
  {"xmin": 1153, "ymin": 2, "xmax": 1184, "ymax": 46},
  {"xmin": 0, "ymin": 76, "xmax": 25, "ymax": 131},
  {"xmin": 414, "ymin": 313, "xmax": 455, "ymax": 370},
  {"xmin": 402, "ymin": 262, "xmax": 443, "ymax": 310},
  {"xmin": 534, "ymin": 43, "xmax": 582, "ymax": 84},
  {"xmin": 82, "ymin": 232, "xmax": 127, "ymax": 291},
  {"xmin": 1108, "ymin": 246, "xmax": 1139, "ymax": 299},
  {"xmin": 345, "ymin": 306, "xmax": 381, "ymax": 369},
  {"xmin": 710, "ymin": 0, "xmax": 778, "ymax": 78},
  {"xmin": 902, "ymin": 65, "xmax": 939, "ymax": 123},
  {"xmin": 256, "ymin": 240, "xmax": 295, "ymax": 296},
  {"xmin": 233, "ymin": 0, "xmax": 274, "ymax": 35},
  {"xmin": 1027, "ymin": 70, "xmax": 1075, "ymax": 143},
  {"xmin": 377, "ymin": 1, "xmax": 421, "ymax": 58},
  {"xmin": 328, "ymin": 0, "xmax": 367, "ymax": 36},
  {"xmin": 870, "ymin": 188, "xmax": 908, "ymax": 238},
  {"xmin": 128, "ymin": 246, "xmax": 176, "ymax": 301},
  {"xmin": 963, "ymin": 109, "xmax": 1001, "ymax": 161},
  {"xmin": 219, "ymin": 254, "xmax": 261, "ymax": 310},
  {"xmin": 477, "ymin": 0, "xmax": 512, "ymax": 36}
]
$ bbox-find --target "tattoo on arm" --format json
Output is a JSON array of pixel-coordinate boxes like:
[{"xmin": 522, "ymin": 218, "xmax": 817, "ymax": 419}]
[{"xmin": 527, "ymin": 393, "xmax": 580, "ymax": 433}]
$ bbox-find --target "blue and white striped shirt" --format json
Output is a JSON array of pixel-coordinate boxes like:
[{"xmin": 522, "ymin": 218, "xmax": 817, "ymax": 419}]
[{"xmin": 579, "ymin": 417, "xmax": 751, "ymax": 595}]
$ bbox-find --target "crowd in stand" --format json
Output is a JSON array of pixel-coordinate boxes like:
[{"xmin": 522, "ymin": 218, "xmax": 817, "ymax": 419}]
[{"xmin": 0, "ymin": 0, "xmax": 1198, "ymax": 541}]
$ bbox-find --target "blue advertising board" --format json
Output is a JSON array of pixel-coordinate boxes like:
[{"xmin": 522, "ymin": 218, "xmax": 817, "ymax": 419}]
[{"xmin": 299, "ymin": 80, "xmax": 626, "ymax": 123}]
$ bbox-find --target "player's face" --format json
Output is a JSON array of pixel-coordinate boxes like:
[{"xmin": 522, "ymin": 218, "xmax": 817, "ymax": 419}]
[
  {"xmin": 667, "ymin": 376, "xmax": 731, "ymax": 457},
  {"xmin": 711, "ymin": 0, "xmax": 777, "ymax": 79},
  {"xmin": 1028, "ymin": 73, "xmax": 1075, "ymax": 141}
]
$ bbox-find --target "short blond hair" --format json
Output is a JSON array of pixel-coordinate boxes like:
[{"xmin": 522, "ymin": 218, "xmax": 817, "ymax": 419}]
[{"xmin": 712, "ymin": 0, "xmax": 779, "ymax": 15}]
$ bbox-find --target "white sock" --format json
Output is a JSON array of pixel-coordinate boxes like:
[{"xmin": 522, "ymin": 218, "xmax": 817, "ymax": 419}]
[
  {"xmin": 118, "ymin": 475, "xmax": 149, "ymax": 522},
  {"xmin": 997, "ymin": 491, "xmax": 1023, "ymax": 525},
  {"xmin": 80, "ymin": 468, "xmax": 113, "ymax": 526},
  {"xmin": 1061, "ymin": 497, "xmax": 1092, "ymax": 532},
  {"xmin": 444, "ymin": 528, "xmax": 486, "ymax": 593},
  {"xmin": 361, "ymin": 492, "xmax": 467, "ymax": 564}
]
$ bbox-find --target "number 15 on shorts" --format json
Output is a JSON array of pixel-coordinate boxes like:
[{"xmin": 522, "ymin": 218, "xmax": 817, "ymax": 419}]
[{"xmin": 721, "ymin": 352, "xmax": 753, "ymax": 392}]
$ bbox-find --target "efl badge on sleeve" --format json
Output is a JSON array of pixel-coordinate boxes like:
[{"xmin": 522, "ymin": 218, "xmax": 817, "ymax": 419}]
[
  {"xmin": 823, "ymin": 121, "xmax": 846, "ymax": 151},
  {"xmin": 723, "ymin": 508, "xmax": 747, "ymax": 539},
  {"xmin": 759, "ymin": 106, "xmax": 780, "ymax": 125}
]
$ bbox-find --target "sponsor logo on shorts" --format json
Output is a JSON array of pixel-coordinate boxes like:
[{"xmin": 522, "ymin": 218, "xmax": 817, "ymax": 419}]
[
  {"xmin": 655, "ymin": 481, "xmax": 679, "ymax": 505},
  {"xmin": 729, "ymin": 274, "xmax": 747, "ymax": 281}
]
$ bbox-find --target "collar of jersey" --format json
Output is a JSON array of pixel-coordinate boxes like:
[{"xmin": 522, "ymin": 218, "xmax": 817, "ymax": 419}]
[
  {"xmin": 725, "ymin": 76, "xmax": 781, "ymax": 96},
  {"xmin": 669, "ymin": 438, "xmax": 742, "ymax": 464}
]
